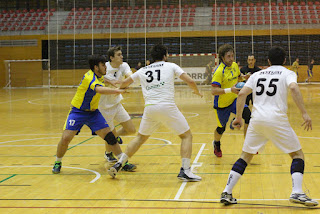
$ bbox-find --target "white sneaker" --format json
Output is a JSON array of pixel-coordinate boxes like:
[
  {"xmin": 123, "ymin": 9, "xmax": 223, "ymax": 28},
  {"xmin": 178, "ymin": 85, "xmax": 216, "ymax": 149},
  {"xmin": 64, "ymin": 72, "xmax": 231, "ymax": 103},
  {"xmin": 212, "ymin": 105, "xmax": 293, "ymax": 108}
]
[
  {"xmin": 177, "ymin": 167, "xmax": 201, "ymax": 181},
  {"xmin": 289, "ymin": 193, "xmax": 319, "ymax": 207}
]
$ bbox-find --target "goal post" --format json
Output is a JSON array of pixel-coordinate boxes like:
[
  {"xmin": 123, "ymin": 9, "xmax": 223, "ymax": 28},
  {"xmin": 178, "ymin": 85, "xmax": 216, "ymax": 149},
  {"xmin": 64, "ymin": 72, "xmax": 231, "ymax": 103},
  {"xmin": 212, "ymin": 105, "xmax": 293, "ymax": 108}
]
[
  {"xmin": 167, "ymin": 53, "xmax": 218, "ymax": 84},
  {"xmin": 4, "ymin": 59, "xmax": 50, "ymax": 88}
]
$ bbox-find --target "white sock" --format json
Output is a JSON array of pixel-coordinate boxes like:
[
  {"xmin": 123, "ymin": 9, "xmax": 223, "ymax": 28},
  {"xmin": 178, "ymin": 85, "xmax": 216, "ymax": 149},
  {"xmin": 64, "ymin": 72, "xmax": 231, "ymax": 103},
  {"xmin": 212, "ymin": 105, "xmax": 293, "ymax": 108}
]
[
  {"xmin": 117, "ymin": 153, "xmax": 123, "ymax": 159},
  {"xmin": 223, "ymin": 170, "xmax": 242, "ymax": 194},
  {"xmin": 56, "ymin": 157, "xmax": 62, "ymax": 162},
  {"xmin": 291, "ymin": 172, "xmax": 304, "ymax": 194},
  {"xmin": 182, "ymin": 158, "xmax": 191, "ymax": 170},
  {"xmin": 118, "ymin": 153, "xmax": 129, "ymax": 165}
]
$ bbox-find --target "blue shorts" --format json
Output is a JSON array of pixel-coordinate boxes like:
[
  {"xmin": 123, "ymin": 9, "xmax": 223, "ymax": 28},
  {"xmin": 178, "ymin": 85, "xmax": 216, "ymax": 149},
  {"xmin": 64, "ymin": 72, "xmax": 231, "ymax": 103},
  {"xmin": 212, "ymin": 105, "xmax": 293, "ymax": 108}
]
[
  {"xmin": 63, "ymin": 107, "xmax": 109, "ymax": 133},
  {"xmin": 214, "ymin": 99, "xmax": 248, "ymax": 127},
  {"xmin": 307, "ymin": 70, "xmax": 313, "ymax": 77}
]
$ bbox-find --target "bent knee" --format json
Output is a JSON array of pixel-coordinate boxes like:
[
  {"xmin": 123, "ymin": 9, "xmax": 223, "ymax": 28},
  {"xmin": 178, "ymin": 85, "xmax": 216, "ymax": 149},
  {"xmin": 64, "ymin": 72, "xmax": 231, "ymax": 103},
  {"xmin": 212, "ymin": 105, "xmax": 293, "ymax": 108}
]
[{"xmin": 179, "ymin": 130, "xmax": 192, "ymax": 139}]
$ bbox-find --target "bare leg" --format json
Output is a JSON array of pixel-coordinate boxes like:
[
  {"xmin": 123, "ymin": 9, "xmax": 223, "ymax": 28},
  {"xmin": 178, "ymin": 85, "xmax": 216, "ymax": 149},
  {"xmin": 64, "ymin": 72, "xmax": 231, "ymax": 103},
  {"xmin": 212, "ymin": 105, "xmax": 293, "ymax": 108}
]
[
  {"xmin": 125, "ymin": 133, "xmax": 149, "ymax": 158},
  {"xmin": 289, "ymin": 149, "xmax": 304, "ymax": 160},
  {"xmin": 105, "ymin": 120, "xmax": 136, "ymax": 153},
  {"xmin": 117, "ymin": 119, "xmax": 136, "ymax": 136},
  {"xmin": 56, "ymin": 130, "xmax": 78, "ymax": 158},
  {"xmin": 96, "ymin": 128, "xmax": 123, "ymax": 156},
  {"xmin": 105, "ymin": 129, "xmax": 118, "ymax": 154},
  {"xmin": 214, "ymin": 129, "xmax": 222, "ymax": 141},
  {"xmin": 179, "ymin": 130, "xmax": 192, "ymax": 159}
]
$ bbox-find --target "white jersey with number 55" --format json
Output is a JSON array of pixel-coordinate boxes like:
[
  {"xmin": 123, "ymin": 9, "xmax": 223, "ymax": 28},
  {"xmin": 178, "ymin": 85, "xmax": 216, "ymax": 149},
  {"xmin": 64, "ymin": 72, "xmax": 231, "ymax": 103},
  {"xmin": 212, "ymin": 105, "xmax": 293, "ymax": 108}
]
[
  {"xmin": 245, "ymin": 65, "xmax": 297, "ymax": 122},
  {"xmin": 131, "ymin": 61, "xmax": 185, "ymax": 105}
]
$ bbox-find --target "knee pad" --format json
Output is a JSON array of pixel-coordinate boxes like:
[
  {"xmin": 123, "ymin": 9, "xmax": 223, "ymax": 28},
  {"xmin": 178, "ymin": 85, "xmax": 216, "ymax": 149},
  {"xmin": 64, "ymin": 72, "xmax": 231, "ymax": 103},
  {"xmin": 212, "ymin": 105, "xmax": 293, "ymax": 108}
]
[
  {"xmin": 104, "ymin": 132, "xmax": 117, "ymax": 145},
  {"xmin": 242, "ymin": 107, "xmax": 251, "ymax": 124},
  {"xmin": 232, "ymin": 158, "xmax": 248, "ymax": 175},
  {"xmin": 216, "ymin": 126, "xmax": 226, "ymax": 135},
  {"xmin": 291, "ymin": 158, "xmax": 304, "ymax": 174}
]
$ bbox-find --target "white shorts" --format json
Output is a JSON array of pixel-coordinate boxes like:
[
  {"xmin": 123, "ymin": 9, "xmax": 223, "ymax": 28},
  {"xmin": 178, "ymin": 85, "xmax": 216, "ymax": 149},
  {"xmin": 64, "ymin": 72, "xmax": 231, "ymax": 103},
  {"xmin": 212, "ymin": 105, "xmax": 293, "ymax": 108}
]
[
  {"xmin": 243, "ymin": 120, "xmax": 301, "ymax": 154},
  {"xmin": 139, "ymin": 104, "xmax": 190, "ymax": 136},
  {"xmin": 99, "ymin": 103, "xmax": 131, "ymax": 130}
]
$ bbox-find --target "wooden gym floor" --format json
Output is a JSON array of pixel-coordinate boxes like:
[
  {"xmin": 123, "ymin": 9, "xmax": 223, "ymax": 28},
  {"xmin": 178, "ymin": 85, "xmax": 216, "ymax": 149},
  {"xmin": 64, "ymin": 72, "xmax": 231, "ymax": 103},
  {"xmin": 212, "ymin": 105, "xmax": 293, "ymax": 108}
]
[{"xmin": 0, "ymin": 84, "xmax": 320, "ymax": 214}]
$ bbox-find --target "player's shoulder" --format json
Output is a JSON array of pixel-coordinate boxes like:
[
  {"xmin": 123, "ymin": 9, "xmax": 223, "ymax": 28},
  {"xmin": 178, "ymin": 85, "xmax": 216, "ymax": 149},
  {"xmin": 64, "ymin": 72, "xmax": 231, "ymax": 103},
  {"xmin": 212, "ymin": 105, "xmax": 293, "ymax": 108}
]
[
  {"xmin": 214, "ymin": 63, "xmax": 226, "ymax": 72},
  {"xmin": 82, "ymin": 70, "xmax": 94, "ymax": 83},
  {"xmin": 120, "ymin": 62, "xmax": 130, "ymax": 68},
  {"xmin": 231, "ymin": 62, "xmax": 239, "ymax": 68}
]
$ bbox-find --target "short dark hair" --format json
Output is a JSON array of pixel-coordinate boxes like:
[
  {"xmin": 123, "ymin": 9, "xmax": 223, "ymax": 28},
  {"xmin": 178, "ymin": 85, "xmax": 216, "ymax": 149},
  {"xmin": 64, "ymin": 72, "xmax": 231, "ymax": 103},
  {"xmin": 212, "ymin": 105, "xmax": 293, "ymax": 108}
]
[
  {"xmin": 88, "ymin": 55, "xmax": 106, "ymax": 71},
  {"xmin": 218, "ymin": 44, "xmax": 234, "ymax": 62},
  {"xmin": 268, "ymin": 46, "xmax": 286, "ymax": 65},
  {"xmin": 107, "ymin": 46, "xmax": 122, "ymax": 61},
  {"xmin": 151, "ymin": 44, "xmax": 168, "ymax": 62}
]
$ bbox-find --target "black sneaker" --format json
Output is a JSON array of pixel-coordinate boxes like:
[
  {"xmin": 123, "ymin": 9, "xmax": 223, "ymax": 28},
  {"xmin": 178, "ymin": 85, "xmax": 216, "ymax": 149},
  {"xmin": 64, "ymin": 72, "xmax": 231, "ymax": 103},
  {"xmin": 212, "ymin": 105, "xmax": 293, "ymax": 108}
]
[
  {"xmin": 116, "ymin": 136, "xmax": 123, "ymax": 144},
  {"xmin": 220, "ymin": 192, "xmax": 237, "ymax": 205},
  {"xmin": 108, "ymin": 162, "xmax": 122, "ymax": 178},
  {"xmin": 104, "ymin": 151, "xmax": 117, "ymax": 163},
  {"xmin": 177, "ymin": 167, "xmax": 201, "ymax": 182},
  {"xmin": 121, "ymin": 161, "xmax": 137, "ymax": 172},
  {"xmin": 52, "ymin": 161, "xmax": 62, "ymax": 174},
  {"xmin": 289, "ymin": 193, "xmax": 319, "ymax": 206}
]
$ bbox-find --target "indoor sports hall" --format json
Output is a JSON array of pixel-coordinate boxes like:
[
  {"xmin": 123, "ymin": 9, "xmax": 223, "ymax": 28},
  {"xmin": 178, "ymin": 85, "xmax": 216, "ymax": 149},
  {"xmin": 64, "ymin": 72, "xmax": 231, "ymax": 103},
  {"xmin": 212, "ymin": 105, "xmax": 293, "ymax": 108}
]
[{"xmin": 0, "ymin": 0, "xmax": 320, "ymax": 213}]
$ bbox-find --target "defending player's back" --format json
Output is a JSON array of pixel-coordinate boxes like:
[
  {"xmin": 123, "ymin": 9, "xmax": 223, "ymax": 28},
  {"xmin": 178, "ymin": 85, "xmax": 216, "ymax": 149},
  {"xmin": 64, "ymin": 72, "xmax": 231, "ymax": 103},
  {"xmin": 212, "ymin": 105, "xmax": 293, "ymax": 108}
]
[
  {"xmin": 246, "ymin": 66, "xmax": 297, "ymax": 122},
  {"xmin": 132, "ymin": 62, "xmax": 183, "ymax": 105}
]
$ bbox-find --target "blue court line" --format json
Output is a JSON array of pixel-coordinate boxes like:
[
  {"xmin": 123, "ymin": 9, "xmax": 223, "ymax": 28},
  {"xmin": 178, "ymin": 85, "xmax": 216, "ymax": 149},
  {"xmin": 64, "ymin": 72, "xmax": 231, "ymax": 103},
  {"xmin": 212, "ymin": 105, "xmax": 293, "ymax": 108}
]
[{"xmin": 0, "ymin": 174, "xmax": 16, "ymax": 183}]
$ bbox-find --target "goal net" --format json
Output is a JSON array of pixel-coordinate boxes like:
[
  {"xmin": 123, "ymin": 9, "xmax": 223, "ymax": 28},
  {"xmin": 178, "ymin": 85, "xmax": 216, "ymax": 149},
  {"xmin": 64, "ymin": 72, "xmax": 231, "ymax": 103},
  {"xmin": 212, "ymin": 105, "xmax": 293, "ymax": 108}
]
[
  {"xmin": 4, "ymin": 59, "xmax": 50, "ymax": 88},
  {"xmin": 167, "ymin": 53, "xmax": 218, "ymax": 84}
]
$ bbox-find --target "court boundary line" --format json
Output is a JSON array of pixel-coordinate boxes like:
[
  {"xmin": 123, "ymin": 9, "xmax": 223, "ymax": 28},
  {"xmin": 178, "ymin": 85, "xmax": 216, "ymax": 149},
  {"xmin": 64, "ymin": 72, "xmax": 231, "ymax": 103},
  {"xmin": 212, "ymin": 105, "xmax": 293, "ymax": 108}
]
[
  {"xmin": 0, "ymin": 166, "xmax": 101, "ymax": 183},
  {"xmin": 174, "ymin": 143, "xmax": 206, "ymax": 200}
]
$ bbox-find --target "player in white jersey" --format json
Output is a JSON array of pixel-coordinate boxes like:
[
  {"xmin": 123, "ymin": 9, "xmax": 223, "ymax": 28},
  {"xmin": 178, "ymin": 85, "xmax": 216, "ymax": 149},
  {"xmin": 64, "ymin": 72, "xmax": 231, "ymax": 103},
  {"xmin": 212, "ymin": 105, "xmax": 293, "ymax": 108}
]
[
  {"xmin": 98, "ymin": 46, "xmax": 137, "ymax": 172},
  {"xmin": 107, "ymin": 44, "xmax": 203, "ymax": 181},
  {"xmin": 220, "ymin": 47, "xmax": 318, "ymax": 207}
]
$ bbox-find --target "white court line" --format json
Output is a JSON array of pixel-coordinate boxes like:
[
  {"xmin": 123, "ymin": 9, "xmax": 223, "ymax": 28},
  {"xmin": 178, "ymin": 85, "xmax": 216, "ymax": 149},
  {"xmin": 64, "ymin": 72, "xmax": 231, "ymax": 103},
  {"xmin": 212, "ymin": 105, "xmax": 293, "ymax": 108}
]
[
  {"xmin": 0, "ymin": 165, "xmax": 101, "ymax": 183},
  {"xmin": 0, "ymin": 98, "xmax": 28, "ymax": 104},
  {"xmin": 0, "ymin": 143, "xmax": 182, "ymax": 147},
  {"xmin": 174, "ymin": 143, "xmax": 206, "ymax": 200},
  {"xmin": 0, "ymin": 137, "xmax": 61, "ymax": 145},
  {"xmin": 152, "ymin": 198, "xmax": 320, "ymax": 202}
]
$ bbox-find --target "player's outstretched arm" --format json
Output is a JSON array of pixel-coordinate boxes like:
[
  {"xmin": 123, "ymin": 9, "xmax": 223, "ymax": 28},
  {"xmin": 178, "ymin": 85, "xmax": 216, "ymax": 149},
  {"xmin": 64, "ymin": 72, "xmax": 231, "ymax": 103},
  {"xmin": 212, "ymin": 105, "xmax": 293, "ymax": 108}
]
[
  {"xmin": 95, "ymin": 85, "xmax": 125, "ymax": 95},
  {"xmin": 289, "ymin": 82, "xmax": 312, "ymax": 131},
  {"xmin": 179, "ymin": 73, "xmax": 203, "ymax": 97},
  {"xmin": 119, "ymin": 77, "xmax": 134, "ymax": 89}
]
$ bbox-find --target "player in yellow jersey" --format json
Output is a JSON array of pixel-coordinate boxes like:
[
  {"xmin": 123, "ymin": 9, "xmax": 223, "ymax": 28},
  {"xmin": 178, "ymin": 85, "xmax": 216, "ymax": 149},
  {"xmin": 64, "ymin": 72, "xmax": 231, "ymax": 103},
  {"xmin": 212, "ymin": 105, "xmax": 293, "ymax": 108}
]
[
  {"xmin": 52, "ymin": 55, "xmax": 127, "ymax": 174},
  {"xmin": 211, "ymin": 44, "xmax": 251, "ymax": 157},
  {"xmin": 292, "ymin": 58, "xmax": 299, "ymax": 78}
]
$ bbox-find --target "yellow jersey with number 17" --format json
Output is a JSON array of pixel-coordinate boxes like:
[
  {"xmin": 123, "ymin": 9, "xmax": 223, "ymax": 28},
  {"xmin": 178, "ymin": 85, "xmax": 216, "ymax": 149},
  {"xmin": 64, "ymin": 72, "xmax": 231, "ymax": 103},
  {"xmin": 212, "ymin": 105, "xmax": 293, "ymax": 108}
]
[
  {"xmin": 71, "ymin": 70, "xmax": 105, "ymax": 111},
  {"xmin": 211, "ymin": 62, "xmax": 240, "ymax": 108}
]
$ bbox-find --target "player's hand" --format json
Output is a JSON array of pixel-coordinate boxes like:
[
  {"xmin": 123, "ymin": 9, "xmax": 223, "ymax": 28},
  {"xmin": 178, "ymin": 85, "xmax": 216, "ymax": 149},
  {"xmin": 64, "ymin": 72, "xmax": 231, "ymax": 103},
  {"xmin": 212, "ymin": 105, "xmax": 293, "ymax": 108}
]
[
  {"xmin": 115, "ymin": 88, "xmax": 128, "ymax": 94},
  {"xmin": 301, "ymin": 113, "xmax": 312, "ymax": 131},
  {"xmin": 231, "ymin": 84, "xmax": 241, "ymax": 94},
  {"xmin": 232, "ymin": 118, "xmax": 243, "ymax": 130},
  {"xmin": 193, "ymin": 91, "xmax": 203, "ymax": 98},
  {"xmin": 244, "ymin": 74, "xmax": 251, "ymax": 80}
]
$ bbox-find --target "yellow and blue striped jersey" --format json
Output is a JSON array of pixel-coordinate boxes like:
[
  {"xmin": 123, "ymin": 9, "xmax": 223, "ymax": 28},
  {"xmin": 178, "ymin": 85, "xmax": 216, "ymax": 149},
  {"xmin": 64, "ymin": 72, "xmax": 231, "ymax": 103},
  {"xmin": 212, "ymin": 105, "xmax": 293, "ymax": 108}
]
[
  {"xmin": 71, "ymin": 70, "xmax": 105, "ymax": 110},
  {"xmin": 211, "ymin": 62, "xmax": 240, "ymax": 108}
]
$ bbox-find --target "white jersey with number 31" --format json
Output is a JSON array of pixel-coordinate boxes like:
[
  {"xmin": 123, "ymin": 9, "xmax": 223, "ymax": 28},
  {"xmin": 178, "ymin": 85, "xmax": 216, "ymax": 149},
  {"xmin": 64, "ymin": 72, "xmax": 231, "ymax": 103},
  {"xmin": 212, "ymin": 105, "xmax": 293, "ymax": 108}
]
[
  {"xmin": 131, "ymin": 61, "xmax": 185, "ymax": 105},
  {"xmin": 245, "ymin": 65, "xmax": 297, "ymax": 122}
]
